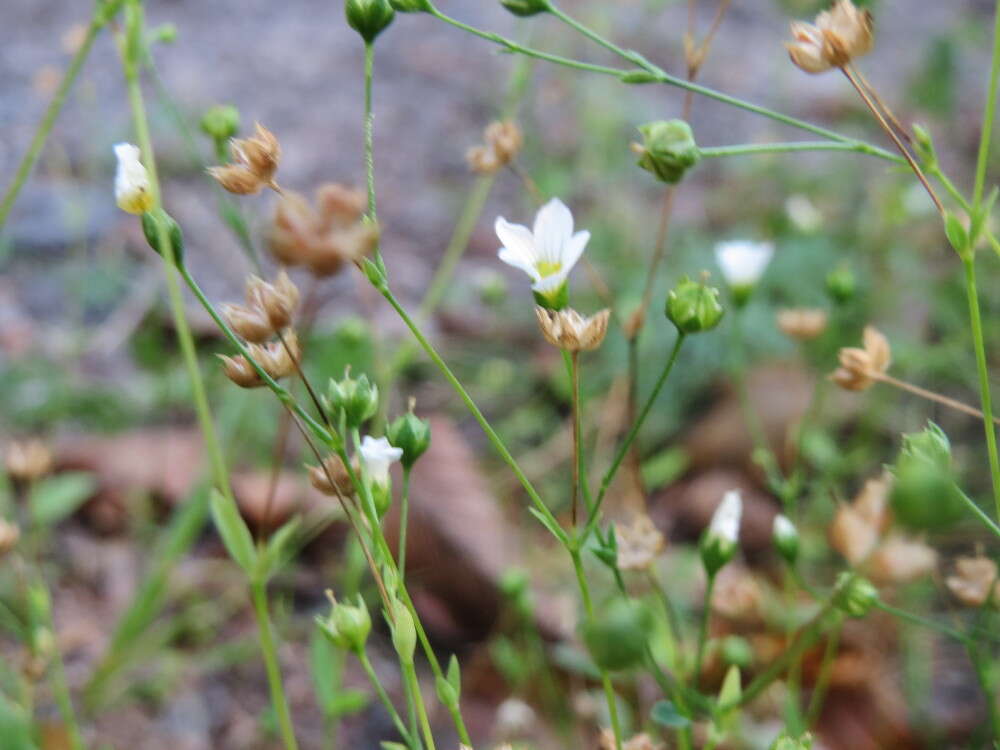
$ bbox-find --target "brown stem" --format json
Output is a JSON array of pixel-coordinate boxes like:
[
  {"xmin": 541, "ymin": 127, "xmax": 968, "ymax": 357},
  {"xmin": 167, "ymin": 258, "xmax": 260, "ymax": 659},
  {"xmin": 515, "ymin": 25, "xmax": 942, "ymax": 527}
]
[
  {"xmin": 855, "ymin": 69, "xmax": 911, "ymax": 145},
  {"xmin": 872, "ymin": 371, "xmax": 1000, "ymax": 425},
  {"xmin": 841, "ymin": 66, "xmax": 944, "ymax": 215},
  {"xmin": 508, "ymin": 160, "xmax": 544, "ymax": 205},
  {"xmin": 276, "ymin": 328, "xmax": 332, "ymax": 430}
]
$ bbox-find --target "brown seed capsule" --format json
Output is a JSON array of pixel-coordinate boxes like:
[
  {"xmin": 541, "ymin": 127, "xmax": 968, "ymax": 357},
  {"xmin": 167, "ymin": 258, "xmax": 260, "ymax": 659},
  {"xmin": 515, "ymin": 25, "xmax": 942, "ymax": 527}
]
[
  {"xmin": 208, "ymin": 122, "xmax": 281, "ymax": 194},
  {"xmin": 615, "ymin": 515, "xmax": 665, "ymax": 571},
  {"xmin": 0, "ymin": 519, "xmax": 20, "ymax": 557},
  {"xmin": 776, "ymin": 307, "xmax": 828, "ymax": 341},
  {"xmin": 5, "ymin": 440, "xmax": 53, "ymax": 482},
  {"xmin": 830, "ymin": 472, "xmax": 892, "ymax": 566},
  {"xmin": 786, "ymin": 0, "xmax": 874, "ymax": 74},
  {"xmin": 247, "ymin": 270, "xmax": 300, "ymax": 331},
  {"xmin": 830, "ymin": 325, "xmax": 891, "ymax": 391},
  {"xmin": 946, "ymin": 556, "xmax": 998, "ymax": 607},
  {"xmin": 600, "ymin": 730, "xmax": 664, "ymax": 750},
  {"xmin": 535, "ymin": 307, "xmax": 611, "ymax": 352},
  {"xmin": 248, "ymin": 331, "xmax": 300, "ymax": 380},
  {"xmin": 268, "ymin": 184, "xmax": 379, "ymax": 277},
  {"xmin": 218, "ymin": 354, "xmax": 264, "ymax": 388},
  {"xmin": 222, "ymin": 303, "xmax": 274, "ymax": 343},
  {"xmin": 868, "ymin": 533, "xmax": 937, "ymax": 585},
  {"xmin": 307, "ymin": 454, "xmax": 355, "ymax": 497},
  {"xmin": 466, "ymin": 120, "xmax": 523, "ymax": 175}
]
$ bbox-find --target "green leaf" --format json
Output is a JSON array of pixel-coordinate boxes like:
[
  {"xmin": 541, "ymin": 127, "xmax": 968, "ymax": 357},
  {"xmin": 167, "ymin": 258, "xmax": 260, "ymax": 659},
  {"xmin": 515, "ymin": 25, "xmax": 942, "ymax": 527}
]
[
  {"xmin": 258, "ymin": 516, "xmax": 302, "ymax": 581},
  {"xmin": 381, "ymin": 743, "xmax": 409, "ymax": 750},
  {"xmin": 651, "ymin": 699, "xmax": 691, "ymax": 728},
  {"xmin": 527, "ymin": 506, "xmax": 567, "ymax": 544},
  {"xmin": 209, "ymin": 488, "xmax": 257, "ymax": 574},
  {"xmin": 309, "ymin": 627, "xmax": 341, "ymax": 716},
  {"xmin": 30, "ymin": 472, "xmax": 96, "ymax": 526},
  {"xmin": 944, "ymin": 211, "xmax": 969, "ymax": 256},
  {"xmin": 327, "ymin": 689, "xmax": 369, "ymax": 717},
  {"xmin": 446, "ymin": 653, "xmax": 462, "ymax": 697},
  {"xmin": 0, "ymin": 695, "xmax": 35, "ymax": 750}
]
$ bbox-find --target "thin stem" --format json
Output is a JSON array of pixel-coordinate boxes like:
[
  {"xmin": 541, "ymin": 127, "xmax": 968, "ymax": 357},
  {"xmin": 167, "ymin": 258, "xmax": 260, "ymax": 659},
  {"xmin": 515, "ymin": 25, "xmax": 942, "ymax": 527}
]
[
  {"xmin": 399, "ymin": 468, "xmax": 411, "ymax": 582},
  {"xmin": 873, "ymin": 601, "xmax": 968, "ymax": 643},
  {"xmin": 841, "ymin": 66, "xmax": 944, "ymax": 215},
  {"xmin": 571, "ymin": 551, "xmax": 622, "ymax": 750},
  {"xmin": 585, "ymin": 334, "xmax": 685, "ymax": 539},
  {"xmin": 872, "ymin": 372, "xmax": 1000, "ymax": 425},
  {"xmin": 38, "ymin": 581, "xmax": 85, "ymax": 750},
  {"xmin": 363, "ymin": 42, "xmax": 377, "ymax": 222},
  {"xmin": 974, "ymin": 0, "xmax": 1000, "ymax": 207},
  {"xmin": 699, "ymin": 141, "xmax": 889, "ymax": 158},
  {"xmin": 0, "ymin": 3, "xmax": 120, "ymax": 227},
  {"xmin": 967, "ymin": 640, "xmax": 1000, "ymax": 741},
  {"xmin": 250, "ymin": 582, "xmax": 300, "ymax": 750},
  {"xmin": 357, "ymin": 650, "xmax": 418, "ymax": 749},
  {"xmin": 377, "ymin": 284, "xmax": 565, "ymax": 543},
  {"xmin": 277, "ymin": 327, "xmax": 333, "ymax": 429},
  {"xmin": 401, "ymin": 662, "xmax": 437, "ymax": 750},
  {"xmin": 805, "ymin": 622, "xmax": 841, "ymax": 726},
  {"xmin": 957, "ymin": 487, "xmax": 1000, "ymax": 539},
  {"xmin": 570, "ymin": 351, "xmax": 582, "ymax": 527},
  {"xmin": 962, "ymin": 257, "xmax": 1000, "ymax": 518},
  {"xmin": 692, "ymin": 573, "xmax": 715, "ymax": 683}
]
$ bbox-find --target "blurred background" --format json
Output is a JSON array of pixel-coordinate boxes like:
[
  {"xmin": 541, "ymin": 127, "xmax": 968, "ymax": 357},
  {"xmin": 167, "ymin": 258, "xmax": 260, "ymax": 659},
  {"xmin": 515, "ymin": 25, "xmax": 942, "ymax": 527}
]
[{"xmin": 3, "ymin": 0, "xmax": 1000, "ymax": 747}]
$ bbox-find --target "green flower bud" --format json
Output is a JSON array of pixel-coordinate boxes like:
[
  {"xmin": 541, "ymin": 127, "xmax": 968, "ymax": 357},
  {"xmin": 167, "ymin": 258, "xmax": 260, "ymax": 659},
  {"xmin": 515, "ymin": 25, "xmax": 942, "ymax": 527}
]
[
  {"xmin": 371, "ymin": 480, "xmax": 393, "ymax": 518},
  {"xmin": 720, "ymin": 635, "xmax": 753, "ymax": 668},
  {"xmin": 499, "ymin": 568, "xmax": 533, "ymax": 619},
  {"xmin": 833, "ymin": 572, "xmax": 878, "ymax": 618},
  {"xmin": 665, "ymin": 276, "xmax": 724, "ymax": 335},
  {"xmin": 634, "ymin": 120, "xmax": 700, "ymax": 184},
  {"xmin": 890, "ymin": 422, "xmax": 964, "ymax": 530},
  {"xmin": 390, "ymin": 0, "xmax": 433, "ymax": 11},
  {"xmin": 533, "ymin": 282, "xmax": 568, "ymax": 312},
  {"xmin": 389, "ymin": 600, "xmax": 417, "ymax": 664},
  {"xmin": 149, "ymin": 23, "xmax": 178, "ymax": 45},
  {"xmin": 700, "ymin": 490, "xmax": 741, "ymax": 577},
  {"xmin": 326, "ymin": 370, "xmax": 379, "ymax": 428},
  {"xmin": 500, "ymin": 0, "xmax": 551, "ymax": 16},
  {"xmin": 141, "ymin": 207, "xmax": 185, "ymax": 264},
  {"xmin": 200, "ymin": 105, "xmax": 241, "ymax": 141},
  {"xmin": 825, "ymin": 265, "xmax": 856, "ymax": 305},
  {"xmin": 912, "ymin": 123, "xmax": 936, "ymax": 167},
  {"xmin": 581, "ymin": 597, "xmax": 653, "ymax": 671},
  {"xmin": 387, "ymin": 408, "xmax": 431, "ymax": 469},
  {"xmin": 769, "ymin": 732, "xmax": 814, "ymax": 750},
  {"xmin": 345, "ymin": 0, "xmax": 395, "ymax": 43},
  {"xmin": 317, "ymin": 593, "xmax": 371, "ymax": 653},
  {"xmin": 772, "ymin": 514, "xmax": 799, "ymax": 565}
]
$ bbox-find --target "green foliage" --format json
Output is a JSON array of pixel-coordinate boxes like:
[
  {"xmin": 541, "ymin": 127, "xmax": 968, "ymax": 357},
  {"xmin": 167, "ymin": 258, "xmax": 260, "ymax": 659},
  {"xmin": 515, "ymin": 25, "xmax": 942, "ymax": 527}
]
[{"xmin": 30, "ymin": 472, "xmax": 96, "ymax": 526}]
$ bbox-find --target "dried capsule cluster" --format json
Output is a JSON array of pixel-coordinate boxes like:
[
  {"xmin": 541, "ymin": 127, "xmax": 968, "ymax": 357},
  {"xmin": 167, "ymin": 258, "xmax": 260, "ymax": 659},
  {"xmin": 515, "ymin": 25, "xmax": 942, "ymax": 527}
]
[
  {"xmin": 466, "ymin": 120, "xmax": 524, "ymax": 175},
  {"xmin": 831, "ymin": 325, "xmax": 891, "ymax": 391},
  {"xmin": 208, "ymin": 123, "xmax": 282, "ymax": 195},
  {"xmin": 785, "ymin": 0, "xmax": 873, "ymax": 74},
  {"xmin": 219, "ymin": 271, "xmax": 302, "ymax": 388}
]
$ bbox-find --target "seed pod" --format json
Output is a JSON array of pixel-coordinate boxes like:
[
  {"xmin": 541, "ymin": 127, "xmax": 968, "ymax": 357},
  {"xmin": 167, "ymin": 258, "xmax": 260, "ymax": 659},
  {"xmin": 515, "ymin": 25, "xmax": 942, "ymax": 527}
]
[{"xmin": 345, "ymin": 0, "xmax": 395, "ymax": 43}]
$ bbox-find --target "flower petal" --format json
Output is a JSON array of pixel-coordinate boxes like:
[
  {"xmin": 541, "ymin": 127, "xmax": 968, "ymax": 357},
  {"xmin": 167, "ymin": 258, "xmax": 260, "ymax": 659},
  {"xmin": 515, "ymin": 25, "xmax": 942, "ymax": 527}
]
[
  {"xmin": 533, "ymin": 198, "xmax": 574, "ymax": 265},
  {"xmin": 495, "ymin": 217, "xmax": 537, "ymax": 267},
  {"xmin": 561, "ymin": 230, "xmax": 590, "ymax": 274}
]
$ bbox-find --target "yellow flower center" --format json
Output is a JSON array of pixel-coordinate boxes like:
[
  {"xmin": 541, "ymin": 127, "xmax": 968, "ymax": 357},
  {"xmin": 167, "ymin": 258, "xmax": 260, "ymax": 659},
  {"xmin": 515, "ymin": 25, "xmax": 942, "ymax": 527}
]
[{"xmin": 535, "ymin": 260, "xmax": 562, "ymax": 278}]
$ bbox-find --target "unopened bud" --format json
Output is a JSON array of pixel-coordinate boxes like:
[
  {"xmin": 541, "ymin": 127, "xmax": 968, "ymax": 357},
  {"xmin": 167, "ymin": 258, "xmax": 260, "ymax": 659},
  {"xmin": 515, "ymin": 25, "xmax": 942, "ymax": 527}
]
[
  {"xmin": 833, "ymin": 573, "xmax": 878, "ymax": 618},
  {"xmin": 890, "ymin": 422, "xmax": 963, "ymax": 530},
  {"xmin": 912, "ymin": 123, "xmax": 936, "ymax": 167},
  {"xmin": 500, "ymin": 0, "xmax": 551, "ymax": 16},
  {"xmin": 665, "ymin": 275, "xmax": 724, "ymax": 334},
  {"xmin": 389, "ymin": 600, "xmax": 417, "ymax": 664},
  {"xmin": 345, "ymin": 0, "xmax": 395, "ymax": 43},
  {"xmin": 387, "ymin": 405, "xmax": 431, "ymax": 469},
  {"xmin": 633, "ymin": 120, "xmax": 700, "ymax": 184},
  {"xmin": 700, "ymin": 490, "xmax": 741, "ymax": 577},
  {"xmin": 580, "ymin": 597, "xmax": 653, "ymax": 671},
  {"xmin": 327, "ymin": 370, "xmax": 379, "ymax": 428},
  {"xmin": 772, "ymin": 514, "xmax": 799, "ymax": 565},
  {"xmin": 825, "ymin": 265, "xmax": 856, "ymax": 305},
  {"xmin": 141, "ymin": 207, "xmax": 185, "ymax": 263},
  {"xmin": 200, "ymin": 105, "xmax": 241, "ymax": 141},
  {"xmin": 390, "ymin": 0, "xmax": 433, "ymax": 10},
  {"xmin": 317, "ymin": 591, "xmax": 371, "ymax": 653}
]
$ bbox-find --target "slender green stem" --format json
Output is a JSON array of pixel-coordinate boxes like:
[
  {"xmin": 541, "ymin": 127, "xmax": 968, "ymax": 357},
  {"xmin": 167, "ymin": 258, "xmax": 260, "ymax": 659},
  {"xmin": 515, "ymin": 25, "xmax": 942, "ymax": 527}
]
[
  {"xmin": 975, "ymin": 0, "xmax": 1000, "ymax": 207},
  {"xmin": 250, "ymin": 583, "xmax": 299, "ymax": 750},
  {"xmin": 0, "ymin": 2, "xmax": 122, "ymax": 228},
  {"xmin": 874, "ymin": 601, "xmax": 968, "ymax": 643},
  {"xmin": 967, "ymin": 640, "xmax": 1000, "ymax": 741},
  {"xmin": 363, "ymin": 42, "xmax": 377, "ymax": 222},
  {"xmin": 584, "ymin": 334, "xmax": 685, "ymax": 539},
  {"xmin": 805, "ymin": 622, "xmax": 841, "ymax": 726},
  {"xmin": 357, "ymin": 650, "xmax": 418, "ymax": 749},
  {"xmin": 37, "ymin": 580, "xmax": 85, "ymax": 750},
  {"xmin": 568, "ymin": 351, "xmax": 583, "ymax": 527},
  {"xmin": 377, "ymin": 284, "xmax": 565, "ymax": 543},
  {"xmin": 571, "ymin": 551, "xmax": 622, "ymax": 750},
  {"xmin": 957, "ymin": 487, "xmax": 1000, "ymax": 538},
  {"xmin": 692, "ymin": 573, "xmax": 716, "ymax": 683},
  {"xmin": 399, "ymin": 467, "xmax": 412, "ymax": 582},
  {"xmin": 962, "ymin": 257, "xmax": 1000, "ymax": 517},
  {"xmin": 699, "ymin": 141, "xmax": 887, "ymax": 158},
  {"xmin": 401, "ymin": 662, "xmax": 436, "ymax": 750}
]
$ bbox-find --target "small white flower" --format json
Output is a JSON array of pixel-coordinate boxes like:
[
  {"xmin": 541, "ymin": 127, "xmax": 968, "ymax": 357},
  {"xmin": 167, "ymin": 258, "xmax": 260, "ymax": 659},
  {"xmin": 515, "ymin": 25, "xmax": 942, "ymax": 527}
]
[
  {"xmin": 495, "ymin": 197, "xmax": 590, "ymax": 305},
  {"xmin": 773, "ymin": 513, "xmax": 796, "ymax": 540},
  {"xmin": 359, "ymin": 436, "xmax": 402, "ymax": 486},
  {"xmin": 114, "ymin": 143, "xmax": 154, "ymax": 215},
  {"xmin": 785, "ymin": 195, "xmax": 822, "ymax": 232},
  {"xmin": 714, "ymin": 240, "xmax": 774, "ymax": 288},
  {"xmin": 708, "ymin": 490, "xmax": 742, "ymax": 545}
]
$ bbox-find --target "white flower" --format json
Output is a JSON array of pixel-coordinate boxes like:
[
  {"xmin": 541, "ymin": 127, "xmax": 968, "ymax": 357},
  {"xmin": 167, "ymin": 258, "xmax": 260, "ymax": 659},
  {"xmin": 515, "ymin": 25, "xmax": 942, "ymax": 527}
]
[
  {"xmin": 495, "ymin": 198, "xmax": 590, "ymax": 305},
  {"xmin": 708, "ymin": 490, "xmax": 742, "ymax": 545},
  {"xmin": 359, "ymin": 436, "xmax": 402, "ymax": 486},
  {"xmin": 114, "ymin": 143, "xmax": 154, "ymax": 215},
  {"xmin": 773, "ymin": 513, "xmax": 796, "ymax": 540},
  {"xmin": 714, "ymin": 240, "xmax": 774, "ymax": 288},
  {"xmin": 785, "ymin": 194, "xmax": 822, "ymax": 232}
]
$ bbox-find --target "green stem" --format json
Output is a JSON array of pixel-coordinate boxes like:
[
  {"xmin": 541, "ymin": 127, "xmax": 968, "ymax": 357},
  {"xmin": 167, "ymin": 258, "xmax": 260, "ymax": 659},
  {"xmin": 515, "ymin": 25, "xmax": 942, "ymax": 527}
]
[
  {"xmin": 363, "ymin": 42, "xmax": 377, "ymax": 223},
  {"xmin": 399, "ymin": 467, "xmax": 412, "ymax": 582},
  {"xmin": 401, "ymin": 661, "xmax": 437, "ymax": 750},
  {"xmin": 974, "ymin": 0, "xmax": 1000, "ymax": 207},
  {"xmin": 700, "ymin": 141, "xmax": 886, "ymax": 158},
  {"xmin": 805, "ymin": 621, "xmax": 841, "ymax": 726},
  {"xmin": 957, "ymin": 487, "xmax": 1000, "ymax": 539},
  {"xmin": 874, "ymin": 601, "xmax": 968, "ymax": 643},
  {"xmin": 251, "ymin": 582, "xmax": 300, "ymax": 750},
  {"xmin": 584, "ymin": 333, "xmax": 685, "ymax": 539},
  {"xmin": 568, "ymin": 351, "xmax": 584, "ymax": 527},
  {"xmin": 40, "ymin": 583, "xmax": 85, "ymax": 750},
  {"xmin": 692, "ymin": 572, "xmax": 716, "ymax": 683},
  {"xmin": 377, "ymin": 284, "xmax": 566, "ymax": 543},
  {"xmin": 357, "ymin": 650, "xmax": 418, "ymax": 749},
  {"xmin": 967, "ymin": 640, "xmax": 1000, "ymax": 741},
  {"xmin": 571, "ymin": 551, "xmax": 622, "ymax": 750},
  {"xmin": 962, "ymin": 257, "xmax": 1000, "ymax": 517},
  {"xmin": 0, "ymin": 2, "xmax": 122, "ymax": 228}
]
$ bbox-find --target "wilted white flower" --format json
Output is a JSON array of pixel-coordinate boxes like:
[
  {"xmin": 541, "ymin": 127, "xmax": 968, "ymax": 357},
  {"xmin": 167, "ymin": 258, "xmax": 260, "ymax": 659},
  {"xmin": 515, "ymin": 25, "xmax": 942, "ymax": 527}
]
[
  {"xmin": 785, "ymin": 194, "xmax": 823, "ymax": 232},
  {"xmin": 714, "ymin": 240, "xmax": 774, "ymax": 290},
  {"xmin": 495, "ymin": 697, "xmax": 536, "ymax": 737},
  {"xmin": 359, "ymin": 436, "xmax": 402, "ymax": 487},
  {"xmin": 114, "ymin": 143, "xmax": 154, "ymax": 215},
  {"xmin": 495, "ymin": 198, "xmax": 590, "ymax": 309},
  {"xmin": 709, "ymin": 490, "xmax": 743, "ymax": 545}
]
